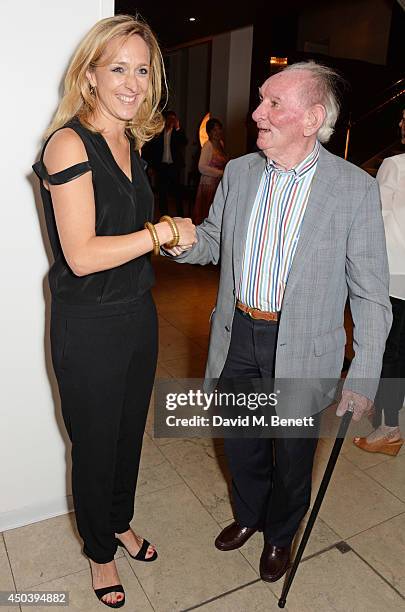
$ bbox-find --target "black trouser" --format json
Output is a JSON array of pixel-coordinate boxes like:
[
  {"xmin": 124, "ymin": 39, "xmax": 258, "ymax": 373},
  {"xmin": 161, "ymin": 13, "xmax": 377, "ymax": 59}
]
[
  {"xmin": 50, "ymin": 293, "xmax": 158, "ymax": 563},
  {"xmin": 373, "ymin": 296, "xmax": 405, "ymax": 427},
  {"xmin": 157, "ymin": 162, "xmax": 183, "ymax": 216},
  {"xmin": 220, "ymin": 308, "xmax": 319, "ymax": 547}
]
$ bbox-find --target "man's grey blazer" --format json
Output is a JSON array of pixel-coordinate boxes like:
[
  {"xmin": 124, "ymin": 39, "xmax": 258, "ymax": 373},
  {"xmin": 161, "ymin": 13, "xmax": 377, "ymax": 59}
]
[{"xmin": 172, "ymin": 145, "xmax": 392, "ymax": 402}]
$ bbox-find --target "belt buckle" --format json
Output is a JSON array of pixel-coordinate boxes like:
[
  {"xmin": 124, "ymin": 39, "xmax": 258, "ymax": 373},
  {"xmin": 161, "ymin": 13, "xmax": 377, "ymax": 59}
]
[{"xmin": 249, "ymin": 308, "xmax": 260, "ymax": 320}]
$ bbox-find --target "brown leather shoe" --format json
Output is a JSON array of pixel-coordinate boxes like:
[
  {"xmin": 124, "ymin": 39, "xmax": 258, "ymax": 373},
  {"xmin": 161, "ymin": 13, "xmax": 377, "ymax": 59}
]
[
  {"xmin": 215, "ymin": 522, "xmax": 257, "ymax": 551},
  {"xmin": 260, "ymin": 543, "xmax": 291, "ymax": 582}
]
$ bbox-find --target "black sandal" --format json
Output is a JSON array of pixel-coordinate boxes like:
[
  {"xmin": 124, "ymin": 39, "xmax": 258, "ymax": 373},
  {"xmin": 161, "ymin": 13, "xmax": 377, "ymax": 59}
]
[
  {"xmin": 115, "ymin": 537, "xmax": 158, "ymax": 562},
  {"xmin": 94, "ymin": 584, "xmax": 125, "ymax": 608}
]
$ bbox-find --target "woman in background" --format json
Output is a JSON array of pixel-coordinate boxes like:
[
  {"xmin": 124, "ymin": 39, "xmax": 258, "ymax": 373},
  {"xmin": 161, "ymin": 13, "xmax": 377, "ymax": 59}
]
[
  {"xmin": 33, "ymin": 15, "xmax": 195, "ymax": 608},
  {"xmin": 193, "ymin": 118, "xmax": 228, "ymax": 225}
]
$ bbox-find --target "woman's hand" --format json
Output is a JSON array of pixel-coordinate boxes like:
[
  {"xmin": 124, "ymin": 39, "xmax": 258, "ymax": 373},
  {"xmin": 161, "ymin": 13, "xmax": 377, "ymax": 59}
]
[
  {"xmin": 160, "ymin": 218, "xmax": 196, "ymax": 256},
  {"xmin": 155, "ymin": 217, "xmax": 196, "ymax": 256}
]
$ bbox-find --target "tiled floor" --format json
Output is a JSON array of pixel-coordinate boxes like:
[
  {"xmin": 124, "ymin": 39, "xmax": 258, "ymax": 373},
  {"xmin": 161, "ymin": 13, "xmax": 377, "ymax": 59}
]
[{"xmin": 2, "ymin": 257, "xmax": 405, "ymax": 611}]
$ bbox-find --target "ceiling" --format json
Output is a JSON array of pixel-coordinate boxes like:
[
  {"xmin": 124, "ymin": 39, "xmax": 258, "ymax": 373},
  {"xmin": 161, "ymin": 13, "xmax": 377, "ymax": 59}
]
[{"xmin": 115, "ymin": 1, "xmax": 304, "ymax": 48}]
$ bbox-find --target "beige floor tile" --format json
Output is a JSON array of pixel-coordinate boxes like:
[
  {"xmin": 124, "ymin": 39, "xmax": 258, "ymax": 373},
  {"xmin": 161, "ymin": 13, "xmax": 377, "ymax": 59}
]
[
  {"xmin": 137, "ymin": 436, "xmax": 183, "ymax": 497},
  {"xmin": 0, "ymin": 596, "xmax": 17, "ymax": 612},
  {"xmin": 157, "ymin": 314, "xmax": 172, "ymax": 327},
  {"xmin": 268, "ymin": 548, "xmax": 403, "ymax": 611},
  {"xmin": 153, "ymin": 292, "xmax": 185, "ymax": 306},
  {"xmin": 365, "ymin": 453, "xmax": 405, "ymax": 501},
  {"xmin": 156, "ymin": 299, "xmax": 209, "ymax": 315},
  {"xmin": 154, "ymin": 290, "xmax": 198, "ymax": 306},
  {"xmin": 155, "ymin": 361, "xmax": 173, "ymax": 378},
  {"xmin": 145, "ymin": 410, "xmax": 179, "ymax": 446},
  {"xmin": 154, "ymin": 294, "xmax": 196, "ymax": 311},
  {"xmin": 140, "ymin": 433, "xmax": 167, "ymax": 466},
  {"xmin": 311, "ymin": 452, "xmax": 405, "ymax": 538},
  {"xmin": 161, "ymin": 352, "xmax": 207, "ymax": 379},
  {"xmin": 127, "ymin": 483, "xmax": 257, "ymax": 611},
  {"xmin": 197, "ymin": 581, "xmax": 279, "ymax": 610},
  {"xmin": 341, "ymin": 437, "xmax": 396, "ymax": 470},
  {"xmin": 311, "ymin": 443, "xmax": 405, "ymax": 535},
  {"xmin": 147, "ymin": 435, "xmax": 180, "ymax": 448},
  {"xmin": 310, "ymin": 438, "xmax": 348, "ymax": 493},
  {"xmin": 158, "ymin": 326, "xmax": 203, "ymax": 361},
  {"xmin": 160, "ymin": 439, "xmax": 234, "ymax": 522},
  {"xmin": 147, "ymin": 381, "xmax": 188, "ymax": 445},
  {"xmin": 191, "ymin": 437, "xmax": 225, "ymax": 458},
  {"xmin": 145, "ymin": 397, "xmax": 155, "ymax": 437},
  {"xmin": 21, "ymin": 556, "xmax": 152, "ymax": 612},
  {"xmin": 312, "ymin": 437, "xmax": 335, "ymax": 467},
  {"xmin": 291, "ymin": 515, "xmax": 340, "ymax": 558},
  {"xmin": 157, "ymin": 309, "xmax": 211, "ymax": 338},
  {"xmin": 188, "ymin": 333, "xmax": 210, "ymax": 351},
  {"xmin": 4, "ymin": 514, "xmax": 92, "ymax": 590},
  {"xmin": 0, "ymin": 535, "xmax": 14, "ymax": 591},
  {"xmin": 0, "ymin": 535, "xmax": 16, "ymax": 612},
  {"xmin": 348, "ymin": 512, "xmax": 405, "ymax": 596}
]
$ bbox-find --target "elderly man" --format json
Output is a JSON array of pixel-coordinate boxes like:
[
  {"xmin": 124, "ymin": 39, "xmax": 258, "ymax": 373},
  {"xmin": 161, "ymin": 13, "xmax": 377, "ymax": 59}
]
[{"xmin": 166, "ymin": 61, "xmax": 392, "ymax": 582}]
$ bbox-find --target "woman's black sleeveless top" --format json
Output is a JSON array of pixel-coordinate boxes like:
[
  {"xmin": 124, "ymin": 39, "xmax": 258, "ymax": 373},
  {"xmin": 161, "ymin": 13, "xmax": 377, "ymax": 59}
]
[{"xmin": 33, "ymin": 117, "xmax": 155, "ymax": 318}]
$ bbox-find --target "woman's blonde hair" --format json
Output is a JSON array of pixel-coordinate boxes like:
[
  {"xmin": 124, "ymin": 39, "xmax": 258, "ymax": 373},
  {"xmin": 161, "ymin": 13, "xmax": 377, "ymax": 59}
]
[{"xmin": 45, "ymin": 14, "xmax": 166, "ymax": 147}]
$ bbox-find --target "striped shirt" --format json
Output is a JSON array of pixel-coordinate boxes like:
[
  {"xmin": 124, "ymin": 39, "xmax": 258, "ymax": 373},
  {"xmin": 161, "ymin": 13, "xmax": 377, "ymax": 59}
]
[{"xmin": 238, "ymin": 140, "xmax": 320, "ymax": 312}]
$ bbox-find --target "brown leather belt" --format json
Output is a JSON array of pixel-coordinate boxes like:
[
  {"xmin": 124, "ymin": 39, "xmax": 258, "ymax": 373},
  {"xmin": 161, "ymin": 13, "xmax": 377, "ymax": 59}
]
[{"xmin": 236, "ymin": 300, "xmax": 279, "ymax": 322}]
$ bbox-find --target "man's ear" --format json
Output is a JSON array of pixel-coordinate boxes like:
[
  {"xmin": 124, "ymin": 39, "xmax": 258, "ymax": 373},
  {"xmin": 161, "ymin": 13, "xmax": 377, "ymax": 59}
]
[{"xmin": 303, "ymin": 104, "xmax": 326, "ymax": 137}]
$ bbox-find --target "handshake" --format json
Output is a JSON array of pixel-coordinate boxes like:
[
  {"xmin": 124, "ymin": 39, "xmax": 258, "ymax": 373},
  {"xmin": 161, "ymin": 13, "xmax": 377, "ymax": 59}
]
[{"xmin": 159, "ymin": 217, "xmax": 197, "ymax": 256}]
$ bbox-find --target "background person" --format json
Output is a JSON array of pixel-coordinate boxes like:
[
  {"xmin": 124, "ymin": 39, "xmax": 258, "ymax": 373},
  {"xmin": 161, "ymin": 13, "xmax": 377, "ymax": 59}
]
[
  {"xmin": 354, "ymin": 108, "xmax": 405, "ymax": 455},
  {"xmin": 142, "ymin": 109, "xmax": 188, "ymax": 216},
  {"xmin": 33, "ymin": 15, "xmax": 195, "ymax": 608},
  {"xmin": 193, "ymin": 118, "xmax": 228, "ymax": 225}
]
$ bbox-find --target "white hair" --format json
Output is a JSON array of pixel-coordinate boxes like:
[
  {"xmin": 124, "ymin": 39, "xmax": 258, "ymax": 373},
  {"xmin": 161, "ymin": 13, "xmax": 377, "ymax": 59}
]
[{"xmin": 282, "ymin": 61, "xmax": 343, "ymax": 143}]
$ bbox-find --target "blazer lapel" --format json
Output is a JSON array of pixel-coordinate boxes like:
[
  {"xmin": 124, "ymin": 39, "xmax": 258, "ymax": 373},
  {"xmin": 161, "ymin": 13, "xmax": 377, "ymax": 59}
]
[
  {"xmin": 233, "ymin": 153, "xmax": 266, "ymax": 285},
  {"xmin": 283, "ymin": 146, "xmax": 341, "ymax": 300}
]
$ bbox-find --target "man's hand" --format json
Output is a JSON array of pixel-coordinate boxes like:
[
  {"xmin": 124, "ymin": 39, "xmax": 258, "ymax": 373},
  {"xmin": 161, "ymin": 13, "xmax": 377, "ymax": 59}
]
[
  {"xmin": 163, "ymin": 244, "xmax": 193, "ymax": 256},
  {"xmin": 336, "ymin": 389, "xmax": 373, "ymax": 422}
]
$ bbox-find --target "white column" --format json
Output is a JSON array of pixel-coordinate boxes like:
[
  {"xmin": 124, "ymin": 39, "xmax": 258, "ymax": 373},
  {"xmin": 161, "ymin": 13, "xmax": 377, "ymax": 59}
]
[
  {"xmin": 210, "ymin": 26, "xmax": 253, "ymax": 159},
  {"xmin": 0, "ymin": 0, "xmax": 114, "ymax": 531}
]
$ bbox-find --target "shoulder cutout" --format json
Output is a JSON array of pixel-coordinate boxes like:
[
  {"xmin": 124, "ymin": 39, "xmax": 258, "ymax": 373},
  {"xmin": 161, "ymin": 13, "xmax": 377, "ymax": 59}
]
[{"xmin": 32, "ymin": 127, "xmax": 92, "ymax": 185}]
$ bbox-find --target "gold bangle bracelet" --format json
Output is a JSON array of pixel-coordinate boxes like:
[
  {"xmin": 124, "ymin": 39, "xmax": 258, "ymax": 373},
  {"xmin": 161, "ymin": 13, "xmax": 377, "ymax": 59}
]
[
  {"xmin": 159, "ymin": 215, "xmax": 180, "ymax": 248},
  {"xmin": 145, "ymin": 221, "xmax": 160, "ymax": 256}
]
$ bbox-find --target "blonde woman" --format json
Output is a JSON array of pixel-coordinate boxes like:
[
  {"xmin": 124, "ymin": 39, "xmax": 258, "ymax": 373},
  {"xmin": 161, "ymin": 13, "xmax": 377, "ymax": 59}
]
[{"xmin": 33, "ymin": 15, "xmax": 195, "ymax": 608}]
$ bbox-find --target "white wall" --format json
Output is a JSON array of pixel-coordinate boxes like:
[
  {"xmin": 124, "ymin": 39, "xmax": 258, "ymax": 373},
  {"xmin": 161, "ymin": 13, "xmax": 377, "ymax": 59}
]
[{"xmin": 0, "ymin": 0, "xmax": 114, "ymax": 531}]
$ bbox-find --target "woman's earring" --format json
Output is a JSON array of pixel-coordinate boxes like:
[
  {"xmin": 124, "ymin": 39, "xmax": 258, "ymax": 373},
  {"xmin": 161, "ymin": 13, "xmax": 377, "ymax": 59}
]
[{"xmin": 89, "ymin": 84, "xmax": 96, "ymax": 95}]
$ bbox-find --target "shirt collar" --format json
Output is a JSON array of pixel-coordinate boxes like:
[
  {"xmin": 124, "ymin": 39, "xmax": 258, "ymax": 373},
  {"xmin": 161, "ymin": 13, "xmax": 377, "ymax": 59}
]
[{"xmin": 265, "ymin": 140, "xmax": 320, "ymax": 181}]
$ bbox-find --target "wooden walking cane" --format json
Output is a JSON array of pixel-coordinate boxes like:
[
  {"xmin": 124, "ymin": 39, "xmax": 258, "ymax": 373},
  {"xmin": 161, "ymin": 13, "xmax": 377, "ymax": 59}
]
[{"xmin": 278, "ymin": 406, "xmax": 354, "ymax": 608}]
